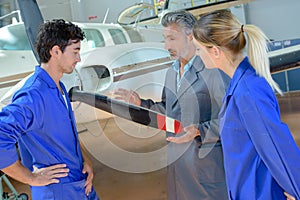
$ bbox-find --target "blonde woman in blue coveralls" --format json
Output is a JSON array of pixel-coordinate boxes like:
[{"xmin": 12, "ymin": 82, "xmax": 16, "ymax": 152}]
[
  {"xmin": 192, "ymin": 9, "xmax": 300, "ymax": 200},
  {"xmin": 0, "ymin": 19, "xmax": 100, "ymax": 200}
]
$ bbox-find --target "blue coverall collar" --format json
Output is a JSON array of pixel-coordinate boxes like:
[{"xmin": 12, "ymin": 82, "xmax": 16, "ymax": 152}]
[
  {"xmin": 35, "ymin": 65, "xmax": 60, "ymax": 89},
  {"xmin": 226, "ymin": 57, "xmax": 250, "ymax": 97}
]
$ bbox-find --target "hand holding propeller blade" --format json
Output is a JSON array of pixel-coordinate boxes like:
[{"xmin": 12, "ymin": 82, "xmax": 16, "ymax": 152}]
[{"xmin": 69, "ymin": 87, "xmax": 183, "ymax": 134}]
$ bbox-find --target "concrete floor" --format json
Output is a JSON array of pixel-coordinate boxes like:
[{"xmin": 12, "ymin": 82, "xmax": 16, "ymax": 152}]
[{"xmin": 2, "ymin": 92, "xmax": 300, "ymax": 200}]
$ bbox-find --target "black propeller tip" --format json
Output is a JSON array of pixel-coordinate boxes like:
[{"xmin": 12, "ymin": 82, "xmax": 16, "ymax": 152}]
[{"xmin": 68, "ymin": 86, "xmax": 80, "ymax": 102}]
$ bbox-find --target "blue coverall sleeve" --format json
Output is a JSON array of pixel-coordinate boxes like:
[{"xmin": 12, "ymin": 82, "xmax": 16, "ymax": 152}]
[
  {"xmin": 237, "ymin": 90, "xmax": 300, "ymax": 199},
  {"xmin": 0, "ymin": 89, "xmax": 44, "ymax": 169}
]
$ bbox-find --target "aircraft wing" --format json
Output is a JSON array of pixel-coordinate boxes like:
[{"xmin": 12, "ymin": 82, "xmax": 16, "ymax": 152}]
[
  {"xmin": 269, "ymin": 44, "xmax": 300, "ymax": 73},
  {"xmin": 118, "ymin": 0, "xmax": 255, "ymax": 26},
  {"xmin": 69, "ymin": 87, "xmax": 183, "ymax": 134},
  {"xmin": 187, "ymin": 0, "xmax": 255, "ymax": 16}
]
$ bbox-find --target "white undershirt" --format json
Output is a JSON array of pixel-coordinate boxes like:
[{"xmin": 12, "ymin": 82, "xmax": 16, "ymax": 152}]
[{"xmin": 62, "ymin": 93, "xmax": 68, "ymax": 110}]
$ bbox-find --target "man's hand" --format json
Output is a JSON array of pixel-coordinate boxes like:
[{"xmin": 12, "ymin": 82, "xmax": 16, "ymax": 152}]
[
  {"xmin": 166, "ymin": 125, "xmax": 200, "ymax": 144},
  {"xmin": 80, "ymin": 142, "xmax": 95, "ymax": 196},
  {"xmin": 2, "ymin": 160, "xmax": 69, "ymax": 187},
  {"xmin": 114, "ymin": 88, "xmax": 141, "ymax": 106},
  {"xmin": 82, "ymin": 161, "xmax": 94, "ymax": 196},
  {"xmin": 31, "ymin": 164, "xmax": 69, "ymax": 186}
]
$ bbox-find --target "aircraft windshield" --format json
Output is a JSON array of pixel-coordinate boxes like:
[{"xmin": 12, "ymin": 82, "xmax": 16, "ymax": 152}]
[
  {"xmin": 108, "ymin": 29, "xmax": 128, "ymax": 44},
  {"xmin": 0, "ymin": 24, "xmax": 130, "ymax": 52},
  {"xmin": 83, "ymin": 28, "xmax": 106, "ymax": 48},
  {"xmin": 0, "ymin": 23, "xmax": 31, "ymax": 51}
]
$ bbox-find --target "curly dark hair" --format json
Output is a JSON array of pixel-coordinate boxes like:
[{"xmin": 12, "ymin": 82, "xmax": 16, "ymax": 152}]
[{"xmin": 35, "ymin": 19, "xmax": 85, "ymax": 63}]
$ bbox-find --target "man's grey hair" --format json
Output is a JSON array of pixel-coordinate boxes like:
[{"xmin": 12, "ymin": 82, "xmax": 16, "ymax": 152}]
[{"xmin": 161, "ymin": 10, "xmax": 196, "ymax": 35}]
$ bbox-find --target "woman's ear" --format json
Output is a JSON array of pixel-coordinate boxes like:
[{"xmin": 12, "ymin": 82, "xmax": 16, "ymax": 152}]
[{"xmin": 211, "ymin": 46, "xmax": 220, "ymax": 58}]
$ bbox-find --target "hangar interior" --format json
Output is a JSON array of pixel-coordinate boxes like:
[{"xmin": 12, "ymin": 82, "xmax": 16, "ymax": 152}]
[
  {"xmin": 0, "ymin": 0, "xmax": 300, "ymax": 199},
  {"xmin": 1, "ymin": 0, "xmax": 300, "ymax": 92}
]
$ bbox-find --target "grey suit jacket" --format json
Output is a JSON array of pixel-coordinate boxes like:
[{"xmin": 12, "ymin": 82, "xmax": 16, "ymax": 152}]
[
  {"xmin": 141, "ymin": 56, "xmax": 230, "ymax": 144},
  {"xmin": 141, "ymin": 55, "xmax": 230, "ymax": 200}
]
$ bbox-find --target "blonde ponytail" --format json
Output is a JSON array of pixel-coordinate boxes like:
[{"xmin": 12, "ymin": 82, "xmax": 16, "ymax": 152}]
[
  {"xmin": 193, "ymin": 9, "xmax": 282, "ymax": 95},
  {"xmin": 243, "ymin": 25, "xmax": 282, "ymax": 95}
]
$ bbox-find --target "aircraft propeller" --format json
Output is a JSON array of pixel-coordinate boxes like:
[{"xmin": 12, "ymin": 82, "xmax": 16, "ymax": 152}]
[{"xmin": 69, "ymin": 87, "xmax": 183, "ymax": 134}]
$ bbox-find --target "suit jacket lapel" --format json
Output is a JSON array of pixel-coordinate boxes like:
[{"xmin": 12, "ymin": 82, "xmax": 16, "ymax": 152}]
[
  {"xmin": 170, "ymin": 56, "xmax": 205, "ymax": 108},
  {"xmin": 176, "ymin": 56, "xmax": 204, "ymax": 99},
  {"xmin": 165, "ymin": 67, "xmax": 179, "ymax": 108}
]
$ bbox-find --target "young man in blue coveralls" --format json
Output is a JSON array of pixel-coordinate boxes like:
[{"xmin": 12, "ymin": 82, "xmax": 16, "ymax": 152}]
[{"xmin": 0, "ymin": 19, "xmax": 100, "ymax": 200}]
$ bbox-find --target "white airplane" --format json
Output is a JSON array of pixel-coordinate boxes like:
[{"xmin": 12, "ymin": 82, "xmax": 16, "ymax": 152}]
[
  {"xmin": 0, "ymin": 0, "xmax": 256, "ymax": 97},
  {"xmin": 61, "ymin": 42, "xmax": 172, "ymax": 122},
  {"xmin": 117, "ymin": 0, "xmax": 255, "ymax": 29},
  {"xmin": 0, "ymin": 2, "xmax": 172, "ymax": 124},
  {"xmin": 2, "ymin": 0, "xmax": 299, "ymax": 125},
  {"xmin": 1, "ymin": 0, "xmax": 300, "ymax": 173},
  {"xmin": 0, "ymin": 12, "xmax": 158, "ymax": 95}
]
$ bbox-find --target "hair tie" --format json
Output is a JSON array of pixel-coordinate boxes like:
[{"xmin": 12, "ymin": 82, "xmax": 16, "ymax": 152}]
[{"xmin": 241, "ymin": 25, "xmax": 244, "ymax": 33}]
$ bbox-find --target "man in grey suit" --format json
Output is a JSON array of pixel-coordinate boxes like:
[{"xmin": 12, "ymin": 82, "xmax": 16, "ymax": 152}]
[{"xmin": 115, "ymin": 10, "xmax": 229, "ymax": 200}]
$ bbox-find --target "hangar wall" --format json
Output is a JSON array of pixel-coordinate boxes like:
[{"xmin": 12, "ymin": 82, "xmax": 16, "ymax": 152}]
[
  {"xmin": 1, "ymin": 0, "xmax": 298, "ymax": 41},
  {"xmin": 69, "ymin": 0, "xmax": 139, "ymax": 23},
  {"xmin": 34, "ymin": 0, "xmax": 300, "ymax": 41},
  {"xmin": 245, "ymin": 0, "xmax": 300, "ymax": 40}
]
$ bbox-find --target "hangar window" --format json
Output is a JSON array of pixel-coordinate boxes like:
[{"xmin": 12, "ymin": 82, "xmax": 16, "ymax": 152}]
[
  {"xmin": 82, "ymin": 28, "xmax": 105, "ymax": 48},
  {"xmin": 108, "ymin": 28, "xmax": 127, "ymax": 45}
]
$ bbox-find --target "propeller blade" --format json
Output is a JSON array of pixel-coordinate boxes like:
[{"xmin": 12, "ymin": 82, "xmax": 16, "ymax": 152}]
[
  {"xmin": 17, "ymin": 0, "xmax": 44, "ymax": 62},
  {"xmin": 69, "ymin": 87, "xmax": 183, "ymax": 134}
]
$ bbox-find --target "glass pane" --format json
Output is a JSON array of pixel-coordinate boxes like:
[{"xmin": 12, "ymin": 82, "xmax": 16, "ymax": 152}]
[
  {"xmin": 0, "ymin": 24, "xmax": 31, "ymax": 50},
  {"xmin": 108, "ymin": 29, "xmax": 127, "ymax": 45},
  {"xmin": 82, "ymin": 28, "xmax": 105, "ymax": 48}
]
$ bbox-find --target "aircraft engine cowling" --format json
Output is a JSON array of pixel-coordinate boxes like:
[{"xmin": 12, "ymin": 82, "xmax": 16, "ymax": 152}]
[{"xmin": 61, "ymin": 65, "xmax": 112, "ymax": 94}]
